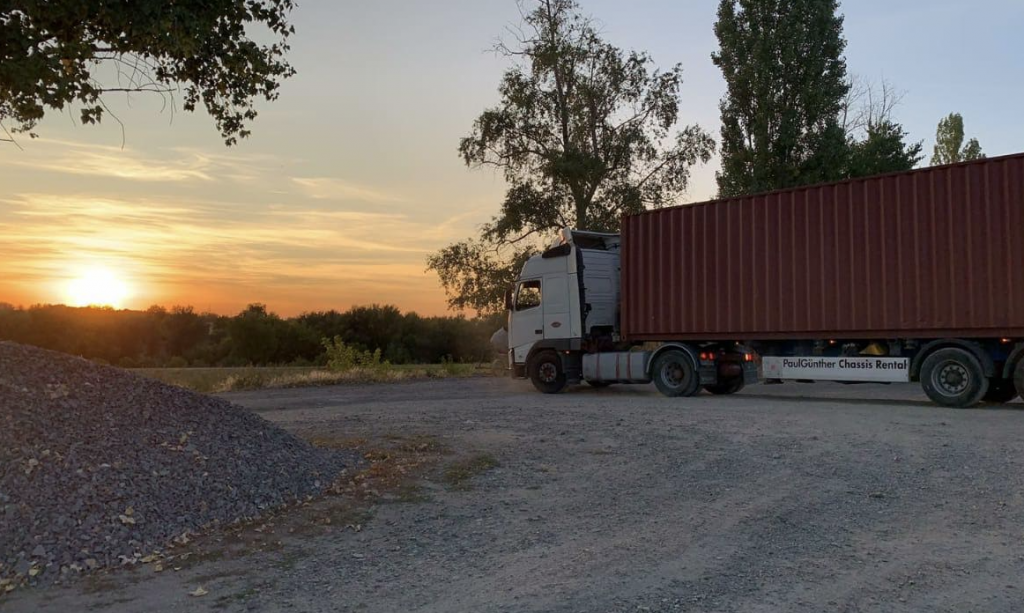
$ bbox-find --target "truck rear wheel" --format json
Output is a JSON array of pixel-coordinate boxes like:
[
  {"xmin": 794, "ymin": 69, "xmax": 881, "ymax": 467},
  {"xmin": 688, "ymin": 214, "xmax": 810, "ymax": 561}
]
[
  {"xmin": 651, "ymin": 350, "xmax": 700, "ymax": 397},
  {"xmin": 920, "ymin": 348, "xmax": 989, "ymax": 408},
  {"xmin": 528, "ymin": 350, "xmax": 567, "ymax": 394},
  {"xmin": 984, "ymin": 379, "xmax": 1019, "ymax": 404},
  {"xmin": 704, "ymin": 377, "xmax": 745, "ymax": 395}
]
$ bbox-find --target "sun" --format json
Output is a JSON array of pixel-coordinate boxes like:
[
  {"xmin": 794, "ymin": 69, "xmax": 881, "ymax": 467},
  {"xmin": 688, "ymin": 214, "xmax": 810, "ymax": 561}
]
[{"xmin": 66, "ymin": 268, "xmax": 131, "ymax": 308}]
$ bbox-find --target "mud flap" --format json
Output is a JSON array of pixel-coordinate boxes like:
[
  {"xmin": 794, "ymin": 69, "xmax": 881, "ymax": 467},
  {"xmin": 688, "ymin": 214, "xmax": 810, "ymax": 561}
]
[{"xmin": 742, "ymin": 361, "xmax": 759, "ymax": 384}]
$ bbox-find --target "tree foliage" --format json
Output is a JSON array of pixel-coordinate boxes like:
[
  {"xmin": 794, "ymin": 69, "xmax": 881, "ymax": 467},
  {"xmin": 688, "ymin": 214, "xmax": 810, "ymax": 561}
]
[
  {"xmin": 931, "ymin": 113, "xmax": 984, "ymax": 165},
  {"xmin": 430, "ymin": 0, "xmax": 713, "ymax": 313},
  {"xmin": 0, "ymin": 303, "xmax": 503, "ymax": 367},
  {"xmin": 846, "ymin": 120, "xmax": 923, "ymax": 178},
  {"xmin": 427, "ymin": 241, "xmax": 534, "ymax": 314},
  {"xmin": 712, "ymin": 0, "xmax": 850, "ymax": 197},
  {"xmin": 0, "ymin": 0, "xmax": 295, "ymax": 145}
]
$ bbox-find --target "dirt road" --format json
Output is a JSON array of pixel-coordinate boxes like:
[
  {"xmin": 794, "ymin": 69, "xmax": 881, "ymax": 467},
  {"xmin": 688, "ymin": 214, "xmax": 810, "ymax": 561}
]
[{"xmin": 11, "ymin": 379, "xmax": 1024, "ymax": 612}]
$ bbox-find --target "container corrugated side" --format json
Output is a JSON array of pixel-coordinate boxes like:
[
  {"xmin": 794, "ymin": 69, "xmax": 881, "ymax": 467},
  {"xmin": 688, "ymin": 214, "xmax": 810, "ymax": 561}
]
[{"xmin": 621, "ymin": 153, "xmax": 1024, "ymax": 341}]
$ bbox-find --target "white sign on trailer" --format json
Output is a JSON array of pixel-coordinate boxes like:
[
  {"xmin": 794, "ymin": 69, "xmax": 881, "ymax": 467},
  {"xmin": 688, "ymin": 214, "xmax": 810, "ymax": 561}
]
[{"xmin": 762, "ymin": 356, "xmax": 910, "ymax": 383}]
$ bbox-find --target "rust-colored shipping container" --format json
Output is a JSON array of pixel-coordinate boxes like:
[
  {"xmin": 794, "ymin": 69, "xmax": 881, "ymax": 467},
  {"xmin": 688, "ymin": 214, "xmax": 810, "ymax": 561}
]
[{"xmin": 621, "ymin": 153, "xmax": 1024, "ymax": 342}]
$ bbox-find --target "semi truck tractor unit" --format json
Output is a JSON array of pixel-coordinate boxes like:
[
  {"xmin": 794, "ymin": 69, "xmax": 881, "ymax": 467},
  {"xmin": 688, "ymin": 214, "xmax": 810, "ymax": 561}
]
[{"xmin": 507, "ymin": 153, "xmax": 1024, "ymax": 408}]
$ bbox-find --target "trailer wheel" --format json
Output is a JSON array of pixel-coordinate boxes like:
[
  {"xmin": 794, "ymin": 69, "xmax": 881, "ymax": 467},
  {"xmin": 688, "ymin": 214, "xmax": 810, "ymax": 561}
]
[
  {"xmin": 704, "ymin": 377, "xmax": 745, "ymax": 395},
  {"xmin": 651, "ymin": 350, "xmax": 700, "ymax": 397},
  {"xmin": 983, "ymin": 379, "xmax": 1019, "ymax": 404},
  {"xmin": 528, "ymin": 350, "xmax": 567, "ymax": 394},
  {"xmin": 1015, "ymin": 359, "xmax": 1024, "ymax": 401},
  {"xmin": 920, "ymin": 348, "xmax": 989, "ymax": 408}
]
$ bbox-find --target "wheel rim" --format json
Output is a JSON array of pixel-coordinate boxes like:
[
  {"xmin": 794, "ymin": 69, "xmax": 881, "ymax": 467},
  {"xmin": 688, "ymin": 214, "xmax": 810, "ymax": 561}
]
[
  {"xmin": 539, "ymin": 362, "xmax": 558, "ymax": 383},
  {"xmin": 932, "ymin": 360, "xmax": 970, "ymax": 397},
  {"xmin": 660, "ymin": 360, "xmax": 687, "ymax": 389}
]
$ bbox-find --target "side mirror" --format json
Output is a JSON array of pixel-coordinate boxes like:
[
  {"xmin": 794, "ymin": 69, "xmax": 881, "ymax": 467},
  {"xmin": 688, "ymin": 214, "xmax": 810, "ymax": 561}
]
[{"xmin": 504, "ymin": 287, "xmax": 513, "ymax": 311}]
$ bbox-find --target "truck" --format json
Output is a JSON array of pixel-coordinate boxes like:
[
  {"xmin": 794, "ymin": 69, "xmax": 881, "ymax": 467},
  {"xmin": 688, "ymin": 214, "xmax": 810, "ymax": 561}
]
[{"xmin": 506, "ymin": 153, "xmax": 1024, "ymax": 408}]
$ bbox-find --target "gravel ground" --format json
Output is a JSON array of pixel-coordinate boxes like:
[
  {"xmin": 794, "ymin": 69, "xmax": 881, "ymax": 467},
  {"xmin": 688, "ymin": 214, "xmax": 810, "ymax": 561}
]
[
  {"xmin": 7, "ymin": 376, "xmax": 1024, "ymax": 612},
  {"xmin": 0, "ymin": 342, "xmax": 355, "ymax": 588}
]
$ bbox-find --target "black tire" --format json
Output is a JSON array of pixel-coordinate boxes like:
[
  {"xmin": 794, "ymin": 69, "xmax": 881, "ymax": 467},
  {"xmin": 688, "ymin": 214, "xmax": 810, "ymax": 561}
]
[
  {"xmin": 920, "ymin": 348, "xmax": 989, "ymax": 408},
  {"xmin": 651, "ymin": 350, "xmax": 700, "ymax": 397},
  {"xmin": 528, "ymin": 350, "xmax": 567, "ymax": 394},
  {"xmin": 984, "ymin": 378, "xmax": 1019, "ymax": 404},
  {"xmin": 586, "ymin": 380, "xmax": 612, "ymax": 389},
  {"xmin": 704, "ymin": 377, "xmax": 745, "ymax": 395},
  {"xmin": 1015, "ymin": 359, "xmax": 1024, "ymax": 402}
]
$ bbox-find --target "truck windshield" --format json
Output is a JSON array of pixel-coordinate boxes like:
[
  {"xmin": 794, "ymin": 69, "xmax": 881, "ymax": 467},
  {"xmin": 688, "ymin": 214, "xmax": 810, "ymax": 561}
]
[{"xmin": 515, "ymin": 280, "xmax": 541, "ymax": 311}]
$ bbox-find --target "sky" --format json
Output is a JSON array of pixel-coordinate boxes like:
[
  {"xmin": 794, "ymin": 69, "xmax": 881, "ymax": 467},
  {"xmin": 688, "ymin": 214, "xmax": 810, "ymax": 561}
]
[{"xmin": 1, "ymin": 0, "xmax": 1022, "ymax": 317}]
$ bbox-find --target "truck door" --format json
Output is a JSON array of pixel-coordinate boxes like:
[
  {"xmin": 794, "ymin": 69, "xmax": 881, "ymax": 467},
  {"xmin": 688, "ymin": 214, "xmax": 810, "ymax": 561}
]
[
  {"xmin": 509, "ymin": 279, "xmax": 544, "ymax": 364},
  {"xmin": 542, "ymin": 273, "xmax": 571, "ymax": 340}
]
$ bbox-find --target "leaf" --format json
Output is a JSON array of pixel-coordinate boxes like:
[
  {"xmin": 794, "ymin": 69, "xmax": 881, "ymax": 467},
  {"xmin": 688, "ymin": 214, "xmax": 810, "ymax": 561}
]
[
  {"xmin": 190, "ymin": 586, "xmax": 209, "ymax": 597},
  {"xmin": 28, "ymin": 567, "xmax": 40, "ymax": 577}
]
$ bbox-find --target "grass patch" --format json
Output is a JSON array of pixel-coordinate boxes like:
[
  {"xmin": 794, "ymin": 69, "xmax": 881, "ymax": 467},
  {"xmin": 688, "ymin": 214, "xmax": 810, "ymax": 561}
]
[
  {"xmin": 191, "ymin": 567, "xmax": 247, "ymax": 584},
  {"xmin": 443, "ymin": 454, "xmax": 500, "ymax": 490},
  {"xmin": 81, "ymin": 575, "xmax": 121, "ymax": 595},
  {"xmin": 134, "ymin": 363, "xmax": 493, "ymax": 393},
  {"xmin": 213, "ymin": 584, "xmax": 262, "ymax": 610}
]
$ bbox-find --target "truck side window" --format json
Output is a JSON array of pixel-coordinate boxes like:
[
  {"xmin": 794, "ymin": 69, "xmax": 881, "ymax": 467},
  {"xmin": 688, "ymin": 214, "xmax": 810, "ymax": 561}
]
[{"xmin": 515, "ymin": 280, "xmax": 542, "ymax": 311}]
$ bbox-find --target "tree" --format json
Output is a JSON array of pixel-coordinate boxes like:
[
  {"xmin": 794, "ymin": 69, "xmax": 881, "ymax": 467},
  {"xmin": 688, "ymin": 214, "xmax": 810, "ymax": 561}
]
[
  {"xmin": 427, "ymin": 241, "xmax": 534, "ymax": 314},
  {"xmin": 841, "ymin": 77, "xmax": 903, "ymax": 137},
  {"xmin": 839, "ymin": 77, "xmax": 922, "ymax": 178},
  {"xmin": 713, "ymin": 0, "xmax": 850, "ymax": 197},
  {"xmin": 0, "ymin": 0, "xmax": 295, "ymax": 145},
  {"xmin": 428, "ymin": 0, "xmax": 714, "ymax": 313},
  {"xmin": 162, "ymin": 306, "xmax": 209, "ymax": 358},
  {"xmin": 847, "ymin": 120, "xmax": 923, "ymax": 178},
  {"xmin": 931, "ymin": 113, "xmax": 984, "ymax": 165}
]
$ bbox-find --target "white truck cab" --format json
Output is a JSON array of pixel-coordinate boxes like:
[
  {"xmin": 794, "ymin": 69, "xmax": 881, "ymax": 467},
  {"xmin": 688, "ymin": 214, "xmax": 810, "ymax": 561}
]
[{"xmin": 507, "ymin": 229, "xmax": 619, "ymax": 368}]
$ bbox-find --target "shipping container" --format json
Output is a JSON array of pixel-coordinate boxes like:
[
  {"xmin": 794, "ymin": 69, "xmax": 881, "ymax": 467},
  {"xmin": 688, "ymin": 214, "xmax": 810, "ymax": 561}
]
[{"xmin": 621, "ymin": 153, "xmax": 1024, "ymax": 342}]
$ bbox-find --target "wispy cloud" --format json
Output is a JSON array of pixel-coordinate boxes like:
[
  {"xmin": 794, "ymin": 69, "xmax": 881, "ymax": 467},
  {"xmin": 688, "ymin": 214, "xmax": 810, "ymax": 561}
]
[
  {"xmin": 292, "ymin": 177, "xmax": 408, "ymax": 204},
  {"xmin": 6, "ymin": 138, "xmax": 297, "ymax": 184},
  {"xmin": 8, "ymin": 143, "xmax": 210, "ymax": 183}
]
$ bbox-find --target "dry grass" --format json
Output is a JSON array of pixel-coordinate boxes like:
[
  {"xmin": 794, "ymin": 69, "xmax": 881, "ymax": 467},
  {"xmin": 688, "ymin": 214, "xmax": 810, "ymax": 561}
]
[
  {"xmin": 443, "ymin": 454, "xmax": 500, "ymax": 490},
  {"xmin": 134, "ymin": 363, "xmax": 488, "ymax": 393}
]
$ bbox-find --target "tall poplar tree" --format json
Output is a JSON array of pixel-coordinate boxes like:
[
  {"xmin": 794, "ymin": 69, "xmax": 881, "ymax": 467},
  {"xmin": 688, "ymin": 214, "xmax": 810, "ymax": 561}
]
[
  {"xmin": 712, "ymin": 0, "xmax": 850, "ymax": 197},
  {"xmin": 931, "ymin": 113, "xmax": 984, "ymax": 165}
]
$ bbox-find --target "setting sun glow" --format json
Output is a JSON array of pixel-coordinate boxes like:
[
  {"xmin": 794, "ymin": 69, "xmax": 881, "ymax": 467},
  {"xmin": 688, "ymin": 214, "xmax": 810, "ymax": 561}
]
[{"xmin": 65, "ymin": 268, "xmax": 131, "ymax": 308}]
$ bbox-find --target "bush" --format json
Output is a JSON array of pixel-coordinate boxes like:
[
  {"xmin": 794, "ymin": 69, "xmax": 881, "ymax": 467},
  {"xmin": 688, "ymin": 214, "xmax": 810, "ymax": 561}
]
[
  {"xmin": 321, "ymin": 336, "xmax": 390, "ymax": 372},
  {"xmin": 165, "ymin": 355, "xmax": 189, "ymax": 368}
]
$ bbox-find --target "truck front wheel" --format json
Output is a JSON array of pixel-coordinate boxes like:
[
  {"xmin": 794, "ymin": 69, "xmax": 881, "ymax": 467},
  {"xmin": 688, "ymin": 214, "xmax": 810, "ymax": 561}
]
[
  {"xmin": 920, "ymin": 348, "xmax": 989, "ymax": 408},
  {"xmin": 528, "ymin": 350, "xmax": 567, "ymax": 394},
  {"xmin": 651, "ymin": 350, "xmax": 700, "ymax": 397}
]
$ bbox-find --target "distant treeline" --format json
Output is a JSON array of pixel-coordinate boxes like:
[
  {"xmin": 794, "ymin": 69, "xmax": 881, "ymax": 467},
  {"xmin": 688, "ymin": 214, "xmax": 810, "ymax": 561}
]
[{"xmin": 0, "ymin": 303, "xmax": 505, "ymax": 368}]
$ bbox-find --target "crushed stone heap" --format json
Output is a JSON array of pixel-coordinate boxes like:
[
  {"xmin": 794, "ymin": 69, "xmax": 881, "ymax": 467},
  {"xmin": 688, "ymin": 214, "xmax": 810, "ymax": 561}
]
[{"xmin": 0, "ymin": 341, "xmax": 354, "ymax": 585}]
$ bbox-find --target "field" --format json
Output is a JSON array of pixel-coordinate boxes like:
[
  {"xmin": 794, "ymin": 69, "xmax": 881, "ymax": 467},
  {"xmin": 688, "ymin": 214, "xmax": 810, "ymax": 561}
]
[
  {"xmin": 9, "ymin": 378, "xmax": 1024, "ymax": 612},
  {"xmin": 133, "ymin": 362, "xmax": 493, "ymax": 393}
]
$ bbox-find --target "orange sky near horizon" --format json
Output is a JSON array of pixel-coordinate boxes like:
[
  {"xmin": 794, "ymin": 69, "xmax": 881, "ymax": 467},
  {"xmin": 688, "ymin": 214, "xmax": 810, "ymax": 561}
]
[{"xmin": 0, "ymin": 137, "xmax": 500, "ymax": 318}]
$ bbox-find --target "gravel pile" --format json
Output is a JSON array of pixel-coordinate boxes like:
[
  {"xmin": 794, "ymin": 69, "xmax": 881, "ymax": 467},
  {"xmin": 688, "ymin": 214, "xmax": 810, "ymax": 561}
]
[{"xmin": 0, "ymin": 341, "xmax": 354, "ymax": 586}]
